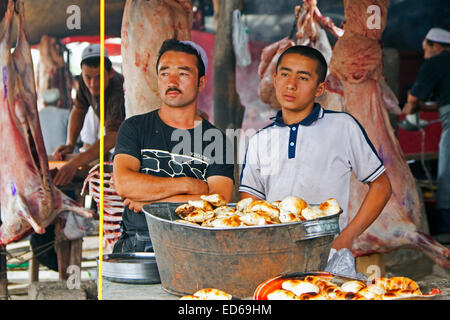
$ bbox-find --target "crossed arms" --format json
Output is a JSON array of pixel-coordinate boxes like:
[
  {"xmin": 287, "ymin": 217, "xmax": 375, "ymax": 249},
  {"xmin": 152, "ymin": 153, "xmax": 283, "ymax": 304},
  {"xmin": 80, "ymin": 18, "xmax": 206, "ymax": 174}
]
[{"xmin": 113, "ymin": 153, "xmax": 234, "ymax": 212}]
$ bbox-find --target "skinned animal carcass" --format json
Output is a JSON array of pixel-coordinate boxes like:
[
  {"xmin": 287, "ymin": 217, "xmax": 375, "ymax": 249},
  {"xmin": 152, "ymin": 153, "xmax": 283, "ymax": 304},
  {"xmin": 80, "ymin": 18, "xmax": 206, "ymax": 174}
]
[
  {"xmin": 36, "ymin": 34, "xmax": 73, "ymax": 111},
  {"xmin": 121, "ymin": 0, "xmax": 193, "ymax": 118},
  {"xmin": 326, "ymin": 0, "xmax": 449, "ymax": 267},
  {"xmin": 0, "ymin": 0, "xmax": 92, "ymax": 245},
  {"xmin": 258, "ymin": 0, "xmax": 343, "ymax": 110},
  {"xmin": 257, "ymin": 0, "xmax": 449, "ymax": 267}
]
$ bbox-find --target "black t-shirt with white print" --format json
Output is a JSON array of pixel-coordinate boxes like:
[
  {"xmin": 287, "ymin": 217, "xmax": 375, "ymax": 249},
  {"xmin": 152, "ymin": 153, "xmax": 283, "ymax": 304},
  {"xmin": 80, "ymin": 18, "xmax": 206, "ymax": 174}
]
[{"xmin": 114, "ymin": 109, "xmax": 235, "ymax": 233}]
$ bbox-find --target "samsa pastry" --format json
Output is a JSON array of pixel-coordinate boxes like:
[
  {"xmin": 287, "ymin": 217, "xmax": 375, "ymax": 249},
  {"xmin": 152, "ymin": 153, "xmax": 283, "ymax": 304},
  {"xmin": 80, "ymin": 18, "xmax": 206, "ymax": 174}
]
[
  {"xmin": 240, "ymin": 212, "xmax": 275, "ymax": 226},
  {"xmin": 200, "ymin": 194, "xmax": 227, "ymax": 207},
  {"xmin": 213, "ymin": 206, "xmax": 236, "ymax": 217},
  {"xmin": 192, "ymin": 288, "xmax": 232, "ymax": 300},
  {"xmin": 318, "ymin": 198, "xmax": 341, "ymax": 216},
  {"xmin": 188, "ymin": 200, "xmax": 214, "ymax": 211},
  {"xmin": 246, "ymin": 200, "xmax": 280, "ymax": 219},
  {"xmin": 210, "ymin": 215, "xmax": 244, "ymax": 228},
  {"xmin": 236, "ymin": 197, "xmax": 253, "ymax": 213},
  {"xmin": 267, "ymin": 289, "xmax": 301, "ymax": 300},
  {"xmin": 282, "ymin": 280, "xmax": 320, "ymax": 296},
  {"xmin": 301, "ymin": 205, "xmax": 326, "ymax": 220},
  {"xmin": 279, "ymin": 196, "xmax": 308, "ymax": 215}
]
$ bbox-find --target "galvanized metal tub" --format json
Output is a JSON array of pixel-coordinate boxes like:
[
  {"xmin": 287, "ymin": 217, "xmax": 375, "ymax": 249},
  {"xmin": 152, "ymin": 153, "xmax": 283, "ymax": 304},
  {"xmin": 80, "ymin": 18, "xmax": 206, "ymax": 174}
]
[{"xmin": 143, "ymin": 203, "xmax": 341, "ymax": 298}]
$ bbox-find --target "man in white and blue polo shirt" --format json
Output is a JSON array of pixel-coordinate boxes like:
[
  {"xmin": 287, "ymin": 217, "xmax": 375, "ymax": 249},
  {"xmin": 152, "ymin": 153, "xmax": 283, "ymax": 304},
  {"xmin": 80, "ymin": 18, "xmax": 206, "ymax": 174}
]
[{"xmin": 240, "ymin": 45, "xmax": 392, "ymax": 251}]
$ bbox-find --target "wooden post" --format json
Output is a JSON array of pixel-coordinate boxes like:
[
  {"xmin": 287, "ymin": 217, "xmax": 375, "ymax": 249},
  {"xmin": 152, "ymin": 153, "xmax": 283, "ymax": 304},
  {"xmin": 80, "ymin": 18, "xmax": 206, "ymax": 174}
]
[
  {"xmin": 29, "ymin": 254, "xmax": 39, "ymax": 284},
  {"xmin": 0, "ymin": 245, "xmax": 8, "ymax": 300},
  {"xmin": 54, "ymin": 217, "xmax": 82, "ymax": 281},
  {"xmin": 213, "ymin": 0, "xmax": 245, "ymax": 202},
  {"xmin": 213, "ymin": 0, "xmax": 245, "ymax": 131}
]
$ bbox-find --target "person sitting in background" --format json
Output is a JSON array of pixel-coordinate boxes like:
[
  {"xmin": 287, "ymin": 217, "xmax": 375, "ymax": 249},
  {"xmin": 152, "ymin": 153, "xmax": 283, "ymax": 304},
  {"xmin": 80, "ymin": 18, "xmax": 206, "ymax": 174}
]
[{"xmin": 38, "ymin": 88, "xmax": 72, "ymax": 155}]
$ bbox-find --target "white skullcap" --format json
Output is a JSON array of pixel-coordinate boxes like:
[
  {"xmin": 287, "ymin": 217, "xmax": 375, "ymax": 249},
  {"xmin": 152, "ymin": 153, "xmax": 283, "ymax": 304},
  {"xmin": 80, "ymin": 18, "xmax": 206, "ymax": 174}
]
[
  {"xmin": 425, "ymin": 28, "xmax": 450, "ymax": 44},
  {"xmin": 43, "ymin": 88, "xmax": 60, "ymax": 104},
  {"xmin": 180, "ymin": 40, "xmax": 208, "ymax": 73}
]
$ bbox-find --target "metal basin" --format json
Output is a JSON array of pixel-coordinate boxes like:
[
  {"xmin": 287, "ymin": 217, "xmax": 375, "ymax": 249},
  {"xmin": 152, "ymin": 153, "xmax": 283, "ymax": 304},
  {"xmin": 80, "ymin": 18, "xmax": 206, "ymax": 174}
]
[
  {"xmin": 143, "ymin": 203, "xmax": 341, "ymax": 298},
  {"xmin": 101, "ymin": 252, "xmax": 161, "ymax": 284}
]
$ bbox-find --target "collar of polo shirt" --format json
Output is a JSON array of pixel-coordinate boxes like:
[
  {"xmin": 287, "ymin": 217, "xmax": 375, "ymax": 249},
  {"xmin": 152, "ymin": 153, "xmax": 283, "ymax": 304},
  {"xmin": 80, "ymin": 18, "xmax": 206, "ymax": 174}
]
[{"xmin": 271, "ymin": 103, "xmax": 324, "ymax": 127}]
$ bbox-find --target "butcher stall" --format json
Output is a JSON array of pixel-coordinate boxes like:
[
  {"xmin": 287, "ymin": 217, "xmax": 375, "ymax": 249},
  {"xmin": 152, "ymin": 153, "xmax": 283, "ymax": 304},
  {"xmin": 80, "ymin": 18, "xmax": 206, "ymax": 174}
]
[
  {"xmin": 94, "ymin": 0, "xmax": 450, "ymax": 301},
  {"xmin": 0, "ymin": 0, "xmax": 449, "ymax": 301}
]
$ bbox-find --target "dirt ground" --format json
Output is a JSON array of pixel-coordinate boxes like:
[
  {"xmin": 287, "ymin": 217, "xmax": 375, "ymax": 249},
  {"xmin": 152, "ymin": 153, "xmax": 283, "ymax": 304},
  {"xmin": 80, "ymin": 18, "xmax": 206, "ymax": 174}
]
[{"xmin": 383, "ymin": 244, "xmax": 450, "ymax": 300}]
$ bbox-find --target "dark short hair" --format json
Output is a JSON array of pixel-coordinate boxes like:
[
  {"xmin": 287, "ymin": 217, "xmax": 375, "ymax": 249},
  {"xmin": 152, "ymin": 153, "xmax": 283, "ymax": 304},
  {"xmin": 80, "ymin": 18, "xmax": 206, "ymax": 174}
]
[
  {"xmin": 81, "ymin": 56, "xmax": 112, "ymax": 71},
  {"xmin": 155, "ymin": 38, "xmax": 206, "ymax": 80},
  {"xmin": 276, "ymin": 45, "xmax": 328, "ymax": 84}
]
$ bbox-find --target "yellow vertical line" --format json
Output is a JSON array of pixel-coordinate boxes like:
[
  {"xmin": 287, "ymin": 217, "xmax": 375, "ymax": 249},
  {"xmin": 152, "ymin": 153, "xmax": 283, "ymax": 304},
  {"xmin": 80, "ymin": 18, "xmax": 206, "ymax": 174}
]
[{"xmin": 98, "ymin": 0, "xmax": 105, "ymax": 301}]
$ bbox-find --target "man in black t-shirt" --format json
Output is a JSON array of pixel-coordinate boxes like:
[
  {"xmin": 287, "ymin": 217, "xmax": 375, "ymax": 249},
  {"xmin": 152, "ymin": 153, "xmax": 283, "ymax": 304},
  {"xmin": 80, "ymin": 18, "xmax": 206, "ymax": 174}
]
[{"xmin": 113, "ymin": 39, "xmax": 234, "ymax": 253}]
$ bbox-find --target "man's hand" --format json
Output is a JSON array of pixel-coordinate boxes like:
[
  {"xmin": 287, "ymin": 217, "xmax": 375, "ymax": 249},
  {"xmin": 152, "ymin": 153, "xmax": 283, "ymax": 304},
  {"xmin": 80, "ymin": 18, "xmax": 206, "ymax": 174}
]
[
  {"xmin": 53, "ymin": 160, "xmax": 78, "ymax": 186},
  {"xmin": 188, "ymin": 178, "xmax": 209, "ymax": 196},
  {"xmin": 123, "ymin": 198, "xmax": 149, "ymax": 213},
  {"xmin": 402, "ymin": 102, "xmax": 417, "ymax": 115},
  {"xmin": 52, "ymin": 144, "xmax": 75, "ymax": 161},
  {"xmin": 331, "ymin": 230, "xmax": 354, "ymax": 250}
]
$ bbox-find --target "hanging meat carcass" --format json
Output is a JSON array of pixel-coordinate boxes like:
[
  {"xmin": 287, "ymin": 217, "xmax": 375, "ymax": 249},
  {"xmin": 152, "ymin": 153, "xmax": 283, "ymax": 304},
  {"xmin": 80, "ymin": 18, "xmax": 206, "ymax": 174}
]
[
  {"xmin": 258, "ymin": 0, "xmax": 343, "ymax": 110},
  {"xmin": 327, "ymin": 0, "xmax": 449, "ymax": 267},
  {"xmin": 0, "ymin": 0, "xmax": 92, "ymax": 245},
  {"xmin": 121, "ymin": 0, "xmax": 193, "ymax": 118},
  {"xmin": 36, "ymin": 35, "xmax": 73, "ymax": 111},
  {"xmin": 257, "ymin": 0, "xmax": 449, "ymax": 267}
]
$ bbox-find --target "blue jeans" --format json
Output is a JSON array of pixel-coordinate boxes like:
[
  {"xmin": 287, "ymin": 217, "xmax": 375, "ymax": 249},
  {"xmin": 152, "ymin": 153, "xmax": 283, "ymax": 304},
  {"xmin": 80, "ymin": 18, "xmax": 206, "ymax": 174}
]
[
  {"xmin": 436, "ymin": 104, "xmax": 450, "ymax": 233},
  {"xmin": 437, "ymin": 104, "xmax": 450, "ymax": 210}
]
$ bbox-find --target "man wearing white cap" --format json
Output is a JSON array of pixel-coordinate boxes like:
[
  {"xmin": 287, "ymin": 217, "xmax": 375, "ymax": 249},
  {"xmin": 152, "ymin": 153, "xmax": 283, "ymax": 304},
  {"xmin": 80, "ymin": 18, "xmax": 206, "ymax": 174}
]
[
  {"xmin": 38, "ymin": 88, "xmax": 71, "ymax": 155},
  {"xmin": 403, "ymin": 27, "xmax": 450, "ymax": 241},
  {"xmin": 112, "ymin": 39, "xmax": 234, "ymax": 253},
  {"xmin": 52, "ymin": 44, "xmax": 125, "ymax": 186}
]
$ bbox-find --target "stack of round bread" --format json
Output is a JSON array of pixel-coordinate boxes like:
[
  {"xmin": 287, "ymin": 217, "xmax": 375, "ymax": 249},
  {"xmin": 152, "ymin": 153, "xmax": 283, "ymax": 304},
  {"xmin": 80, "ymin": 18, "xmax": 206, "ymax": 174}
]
[
  {"xmin": 266, "ymin": 275, "xmax": 425, "ymax": 300},
  {"xmin": 174, "ymin": 194, "xmax": 341, "ymax": 228}
]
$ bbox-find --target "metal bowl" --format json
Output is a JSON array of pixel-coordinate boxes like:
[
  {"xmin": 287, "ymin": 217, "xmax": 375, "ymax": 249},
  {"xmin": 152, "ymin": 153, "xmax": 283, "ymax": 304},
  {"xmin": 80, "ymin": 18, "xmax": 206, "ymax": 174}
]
[
  {"xmin": 100, "ymin": 252, "xmax": 161, "ymax": 284},
  {"xmin": 143, "ymin": 202, "xmax": 341, "ymax": 297}
]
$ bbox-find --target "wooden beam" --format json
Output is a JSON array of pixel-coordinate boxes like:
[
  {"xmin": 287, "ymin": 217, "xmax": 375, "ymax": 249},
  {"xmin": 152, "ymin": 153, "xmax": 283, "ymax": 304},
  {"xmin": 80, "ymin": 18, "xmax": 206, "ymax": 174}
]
[
  {"xmin": 0, "ymin": 246, "xmax": 8, "ymax": 300},
  {"xmin": 213, "ymin": 0, "xmax": 245, "ymax": 131}
]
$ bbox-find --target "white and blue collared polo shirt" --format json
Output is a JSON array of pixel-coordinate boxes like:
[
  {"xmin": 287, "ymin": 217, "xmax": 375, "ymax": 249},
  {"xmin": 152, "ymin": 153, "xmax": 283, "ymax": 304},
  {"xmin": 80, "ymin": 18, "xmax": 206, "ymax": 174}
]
[{"xmin": 239, "ymin": 103, "xmax": 385, "ymax": 231}]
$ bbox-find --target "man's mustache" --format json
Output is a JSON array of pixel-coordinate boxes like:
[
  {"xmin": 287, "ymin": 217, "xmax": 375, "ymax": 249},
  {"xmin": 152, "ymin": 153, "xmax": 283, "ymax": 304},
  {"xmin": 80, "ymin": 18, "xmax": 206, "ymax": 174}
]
[{"xmin": 166, "ymin": 87, "xmax": 182, "ymax": 95}]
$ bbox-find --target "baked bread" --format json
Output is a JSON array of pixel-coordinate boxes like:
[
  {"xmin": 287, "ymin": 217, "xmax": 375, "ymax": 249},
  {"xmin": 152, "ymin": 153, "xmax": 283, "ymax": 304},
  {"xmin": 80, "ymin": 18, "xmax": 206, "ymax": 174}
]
[
  {"xmin": 279, "ymin": 196, "xmax": 308, "ymax": 215},
  {"xmin": 210, "ymin": 215, "xmax": 244, "ymax": 228},
  {"xmin": 267, "ymin": 289, "xmax": 301, "ymax": 300},
  {"xmin": 236, "ymin": 197, "xmax": 253, "ymax": 213},
  {"xmin": 180, "ymin": 288, "xmax": 232, "ymax": 300},
  {"xmin": 281, "ymin": 280, "xmax": 320, "ymax": 296},
  {"xmin": 213, "ymin": 206, "xmax": 236, "ymax": 217},
  {"xmin": 301, "ymin": 205, "xmax": 326, "ymax": 220},
  {"xmin": 188, "ymin": 200, "xmax": 214, "ymax": 211},
  {"xmin": 246, "ymin": 200, "xmax": 280, "ymax": 219},
  {"xmin": 200, "ymin": 194, "xmax": 227, "ymax": 207},
  {"xmin": 240, "ymin": 211, "xmax": 276, "ymax": 226},
  {"xmin": 319, "ymin": 198, "xmax": 341, "ymax": 216},
  {"xmin": 341, "ymin": 280, "xmax": 366, "ymax": 293},
  {"xmin": 192, "ymin": 288, "xmax": 232, "ymax": 300},
  {"xmin": 184, "ymin": 208, "xmax": 214, "ymax": 223}
]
